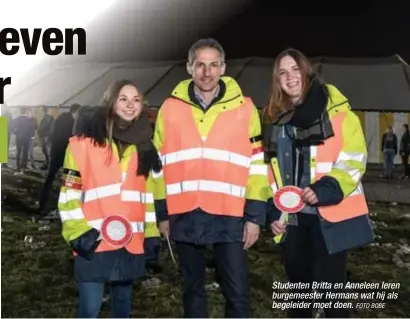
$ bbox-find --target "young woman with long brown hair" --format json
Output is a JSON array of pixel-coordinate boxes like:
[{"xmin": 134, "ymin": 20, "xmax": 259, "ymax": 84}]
[
  {"xmin": 58, "ymin": 80, "xmax": 162, "ymax": 318},
  {"xmin": 263, "ymin": 48, "xmax": 374, "ymax": 318}
]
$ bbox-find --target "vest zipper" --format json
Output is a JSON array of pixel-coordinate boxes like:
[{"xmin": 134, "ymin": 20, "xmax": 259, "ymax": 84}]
[{"xmin": 293, "ymin": 127, "xmax": 300, "ymax": 186}]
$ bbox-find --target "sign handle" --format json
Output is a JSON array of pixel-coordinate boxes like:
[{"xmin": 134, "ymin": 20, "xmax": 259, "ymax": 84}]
[
  {"xmin": 165, "ymin": 233, "xmax": 177, "ymax": 266},
  {"xmin": 279, "ymin": 212, "xmax": 287, "ymax": 225}
]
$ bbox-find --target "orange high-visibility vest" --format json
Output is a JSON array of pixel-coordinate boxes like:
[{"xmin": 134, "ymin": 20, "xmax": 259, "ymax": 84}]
[
  {"xmin": 69, "ymin": 137, "xmax": 148, "ymax": 254},
  {"xmin": 268, "ymin": 112, "xmax": 368, "ymax": 223},
  {"xmin": 160, "ymin": 98, "xmax": 255, "ymax": 216}
]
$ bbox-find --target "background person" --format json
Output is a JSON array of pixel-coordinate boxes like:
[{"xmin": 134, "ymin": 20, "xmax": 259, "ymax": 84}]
[{"xmin": 381, "ymin": 126, "xmax": 398, "ymax": 179}]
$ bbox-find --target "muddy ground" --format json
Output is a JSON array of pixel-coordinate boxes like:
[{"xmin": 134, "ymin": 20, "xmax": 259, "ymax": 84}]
[{"xmin": 1, "ymin": 166, "xmax": 410, "ymax": 318}]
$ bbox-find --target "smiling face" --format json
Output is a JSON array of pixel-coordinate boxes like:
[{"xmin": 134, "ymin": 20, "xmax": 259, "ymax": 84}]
[
  {"xmin": 278, "ymin": 55, "xmax": 303, "ymax": 103},
  {"xmin": 265, "ymin": 49, "xmax": 314, "ymax": 120},
  {"xmin": 190, "ymin": 47, "xmax": 225, "ymax": 93},
  {"xmin": 114, "ymin": 84, "xmax": 142, "ymax": 121}
]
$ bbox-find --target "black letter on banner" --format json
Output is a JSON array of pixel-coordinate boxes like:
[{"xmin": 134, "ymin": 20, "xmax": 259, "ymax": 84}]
[
  {"xmin": 20, "ymin": 28, "xmax": 42, "ymax": 55},
  {"xmin": 0, "ymin": 78, "xmax": 12, "ymax": 104},
  {"xmin": 43, "ymin": 28, "xmax": 64, "ymax": 55},
  {"xmin": 65, "ymin": 28, "xmax": 86, "ymax": 55},
  {"xmin": 0, "ymin": 28, "xmax": 19, "ymax": 55}
]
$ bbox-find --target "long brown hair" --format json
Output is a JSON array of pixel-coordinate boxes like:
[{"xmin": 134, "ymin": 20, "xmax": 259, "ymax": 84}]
[
  {"xmin": 102, "ymin": 80, "xmax": 144, "ymax": 146},
  {"xmin": 264, "ymin": 48, "xmax": 314, "ymax": 122},
  {"xmin": 100, "ymin": 80, "xmax": 145, "ymax": 164}
]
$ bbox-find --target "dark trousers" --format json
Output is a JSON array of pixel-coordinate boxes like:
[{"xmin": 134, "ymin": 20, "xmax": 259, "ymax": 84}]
[
  {"xmin": 144, "ymin": 237, "xmax": 161, "ymax": 265},
  {"xmin": 402, "ymin": 154, "xmax": 410, "ymax": 176},
  {"xmin": 383, "ymin": 149, "xmax": 395, "ymax": 178},
  {"xmin": 206, "ymin": 255, "xmax": 222, "ymax": 284},
  {"xmin": 4, "ymin": 131, "xmax": 11, "ymax": 166},
  {"xmin": 176, "ymin": 242, "xmax": 250, "ymax": 318},
  {"xmin": 38, "ymin": 154, "xmax": 64, "ymax": 213},
  {"xmin": 76, "ymin": 281, "xmax": 133, "ymax": 318},
  {"xmin": 28, "ymin": 138, "xmax": 36, "ymax": 166},
  {"xmin": 39, "ymin": 136, "xmax": 50, "ymax": 166},
  {"xmin": 281, "ymin": 213, "xmax": 349, "ymax": 318},
  {"xmin": 16, "ymin": 137, "xmax": 30, "ymax": 170}
]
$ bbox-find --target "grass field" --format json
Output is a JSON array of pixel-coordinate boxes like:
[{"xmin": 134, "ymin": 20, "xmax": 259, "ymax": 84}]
[{"xmin": 1, "ymin": 170, "xmax": 410, "ymax": 318}]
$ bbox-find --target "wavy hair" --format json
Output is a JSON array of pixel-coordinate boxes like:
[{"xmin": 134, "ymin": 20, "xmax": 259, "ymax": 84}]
[{"xmin": 263, "ymin": 48, "xmax": 314, "ymax": 123}]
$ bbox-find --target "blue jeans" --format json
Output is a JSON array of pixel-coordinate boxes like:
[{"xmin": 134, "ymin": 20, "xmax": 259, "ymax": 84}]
[
  {"xmin": 383, "ymin": 149, "xmax": 395, "ymax": 178},
  {"xmin": 76, "ymin": 281, "xmax": 133, "ymax": 318}
]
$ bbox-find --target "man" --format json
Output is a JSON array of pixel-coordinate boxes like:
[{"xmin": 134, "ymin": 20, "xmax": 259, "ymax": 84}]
[
  {"xmin": 27, "ymin": 108, "xmax": 38, "ymax": 169},
  {"xmin": 153, "ymin": 38, "xmax": 268, "ymax": 318},
  {"xmin": 37, "ymin": 104, "xmax": 81, "ymax": 216},
  {"xmin": 381, "ymin": 126, "xmax": 398, "ymax": 179},
  {"xmin": 399, "ymin": 123, "xmax": 410, "ymax": 179},
  {"xmin": 11, "ymin": 107, "xmax": 36, "ymax": 174},
  {"xmin": 37, "ymin": 106, "xmax": 54, "ymax": 169}
]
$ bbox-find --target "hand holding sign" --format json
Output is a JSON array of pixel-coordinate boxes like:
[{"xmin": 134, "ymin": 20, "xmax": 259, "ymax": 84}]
[
  {"xmin": 271, "ymin": 221, "xmax": 287, "ymax": 235},
  {"xmin": 301, "ymin": 187, "xmax": 318, "ymax": 205}
]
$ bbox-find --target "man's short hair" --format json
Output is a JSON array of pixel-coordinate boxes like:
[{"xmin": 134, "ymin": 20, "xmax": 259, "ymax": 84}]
[{"xmin": 187, "ymin": 38, "xmax": 225, "ymax": 65}]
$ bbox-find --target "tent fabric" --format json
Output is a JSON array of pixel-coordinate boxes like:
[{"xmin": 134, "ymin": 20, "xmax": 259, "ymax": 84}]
[
  {"xmin": 6, "ymin": 55, "xmax": 410, "ymax": 165},
  {"xmin": 355, "ymin": 111, "xmax": 409, "ymax": 164},
  {"xmin": 235, "ymin": 57, "xmax": 274, "ymax": 108},
  {"xmin": 68, "ymin": 63, "xmax": 174, "ymax": 106},
  {"xmin": 6, "ymin": 64, "xmax": 113, "ymax": 107},
  {"xmin": 6, "ymin": 55, "xmax": 410, "ymax": 112},
  {"xmin": 314, "ymin": 56, "xmax": 410, "ymax": 112}
]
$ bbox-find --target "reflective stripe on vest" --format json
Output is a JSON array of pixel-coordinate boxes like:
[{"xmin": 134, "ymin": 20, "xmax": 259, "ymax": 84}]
[
  {"xmin": 66, "ymin": 137, "xmax": 148, "ymax": 254},
  {"xmin": 161, "ymin": 98, "xmax": 254, "ymax": 216},
  {"xmin": 269, "ymin": 112, "xmax": 368, "ymax": 223}
]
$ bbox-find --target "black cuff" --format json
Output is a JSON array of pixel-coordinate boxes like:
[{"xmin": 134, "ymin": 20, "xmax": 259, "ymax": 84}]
[
  {"xmin": 309, "ymin": 176, "xmax": 344, "ymax": 206},
  {"xmin": 70, "ymin": 228, "xmax": 101, "ymax": 260}
]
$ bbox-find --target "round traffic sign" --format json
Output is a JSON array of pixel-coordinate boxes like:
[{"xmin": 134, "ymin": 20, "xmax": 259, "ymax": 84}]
[
  {"xmin": 273, "ymin": 186, "xmax": 305, "ymax": 213},
  {"xmin": 101, "ymin": 215, "xmax": 133, "ymax": 248}
]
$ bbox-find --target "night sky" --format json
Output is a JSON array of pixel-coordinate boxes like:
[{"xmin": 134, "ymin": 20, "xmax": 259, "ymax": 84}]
[
  {"xmin": 8, "ymin": 0, "xmax": 410, "ymax": 93},
  {"xmin": 209, "ymin": 0, "xmax": 410, "ymax": 62}
]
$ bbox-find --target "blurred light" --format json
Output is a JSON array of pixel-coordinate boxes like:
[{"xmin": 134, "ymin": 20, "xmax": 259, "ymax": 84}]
[{"xmin": 0, "ymin": 0, "xmax": 117, "ymax": 83}]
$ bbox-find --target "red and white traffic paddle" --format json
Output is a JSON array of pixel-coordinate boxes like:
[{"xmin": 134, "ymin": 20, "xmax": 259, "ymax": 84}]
[
  {"xmin": 101, "ymin": 215, "xmax": 133, "ymax": 248},
  {"xmin": 273, "ymin": 185, "xmax": 305, "ymax": 223}
]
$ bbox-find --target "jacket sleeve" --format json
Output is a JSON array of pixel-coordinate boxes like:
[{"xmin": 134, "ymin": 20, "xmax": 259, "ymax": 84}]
[
  {"xmin": 244, "ymin": 105, "xmax": 269, "ymax": 226},
  {"xmin": 152, "ymin": 107, "xmax": 168, "ymax": 223},
  {"xmin": 145, "ymin": 172, "xmax": 161, "ymax": 238},
  {"xmin": 267, "ymin": 198, "xmax": 282, "ymax": 224},
  {"xmin": 309, "ymin": 110, "xmax": 367, "ymax": 205},
  {"xmin": 58, "ymin": 144, "xmax": 100, "ymax": 260}
]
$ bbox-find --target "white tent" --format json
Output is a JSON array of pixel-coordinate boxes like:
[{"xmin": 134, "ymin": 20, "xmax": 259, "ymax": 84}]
[{"xmin": 5, "ymin": 55, "xmax": 410, "ymax": 163}]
